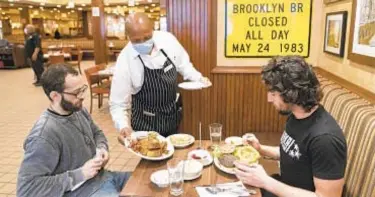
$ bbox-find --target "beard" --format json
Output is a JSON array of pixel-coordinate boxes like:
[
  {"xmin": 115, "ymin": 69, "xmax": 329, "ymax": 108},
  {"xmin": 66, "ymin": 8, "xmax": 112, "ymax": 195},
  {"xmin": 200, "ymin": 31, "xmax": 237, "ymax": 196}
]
[{"xmin": 60, "ymin": 95, "xmax": 83, "ymax": 112}]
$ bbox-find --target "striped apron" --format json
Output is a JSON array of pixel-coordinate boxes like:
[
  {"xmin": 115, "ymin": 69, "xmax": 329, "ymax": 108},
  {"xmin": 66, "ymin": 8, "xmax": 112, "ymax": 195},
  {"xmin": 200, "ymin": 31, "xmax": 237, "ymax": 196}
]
[{"xmin": 131, "ymin": 49, "xmax": 182, "ymax": 137}]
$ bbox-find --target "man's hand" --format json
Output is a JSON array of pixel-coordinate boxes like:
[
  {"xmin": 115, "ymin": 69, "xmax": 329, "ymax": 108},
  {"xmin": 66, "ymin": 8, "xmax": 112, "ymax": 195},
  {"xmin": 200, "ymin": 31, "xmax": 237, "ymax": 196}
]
[
  {"xmin": 243, "ymin": 133, "xmax": 261, "ymax": 152},
  {"xmin": 120, "ymin": 127, "xmax": 132, "ymax": 138},
  {"xmin": 96, "ymin": 148, "xmax": 109, "ymax": 167},
  {"xmin": 31, "ymin": 53, "xmax": 37, "ymax": 61},
  {"xmin": 81, "ymin": 157, "xmax": 103, "ymax": 180},
  {"xmin": 234, "ymin": 162, "xmax": 271, "ymax": 189}
]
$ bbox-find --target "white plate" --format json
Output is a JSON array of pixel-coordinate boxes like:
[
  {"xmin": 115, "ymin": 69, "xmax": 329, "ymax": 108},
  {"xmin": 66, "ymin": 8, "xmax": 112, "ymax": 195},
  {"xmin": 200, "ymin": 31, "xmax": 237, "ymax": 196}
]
[
  {"xmin": 167, "ymin": 133, "xmax": 195, "ymax": 148},
  {"xmin": 150, "ymin": 170, "xmax": 169, "ymax": 188},
  {"xmin": 184, "ymin": 171, "xmax": 202, "ymax": 181},
  {"xmin": 187, "ymin": 150, "xmax": 213, "ymax": 167},
  {"xmin": 178, "ymin": 81, "xmax": 210, "ymax": 90},
  {"xmin": 225, "ymin": 136, "xmax": 243, "ymax": 146},
  {"xmin": 124, "ymin": 131, "xmax": 175, "ymax": 161},
  {"xmin": 213, "ymin": 157, "xmax": 236, "ymax": 175}
]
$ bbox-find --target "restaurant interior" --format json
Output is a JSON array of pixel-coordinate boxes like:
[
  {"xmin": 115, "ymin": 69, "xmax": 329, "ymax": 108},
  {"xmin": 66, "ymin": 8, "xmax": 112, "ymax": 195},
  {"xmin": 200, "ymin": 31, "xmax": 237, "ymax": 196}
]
[{"xmin": 0, "ymin": 0, "xmax": 374, "ymax": 196}]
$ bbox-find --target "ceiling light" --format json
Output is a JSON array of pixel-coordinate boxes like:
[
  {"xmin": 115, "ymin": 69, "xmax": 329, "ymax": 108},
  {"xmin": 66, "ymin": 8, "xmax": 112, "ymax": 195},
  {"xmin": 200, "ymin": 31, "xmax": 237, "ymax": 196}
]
[
  {"xmin": 151, "ymin": 4, "xmax": 156, "ymax": 7},
  {"xmin": 128, "ymin": 0, "xmax": 135, "ymax": 6},
  {"xmin": 78, "ymin": 7, "xmax": 83, "ymax": 11}
]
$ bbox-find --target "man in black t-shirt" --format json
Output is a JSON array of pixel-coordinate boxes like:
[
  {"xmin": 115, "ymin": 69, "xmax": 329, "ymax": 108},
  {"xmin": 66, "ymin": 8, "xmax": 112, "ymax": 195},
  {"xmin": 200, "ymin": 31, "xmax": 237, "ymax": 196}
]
[
  {"xmin": 24, "ymin": 24, "xmax": 44, "ymax": 86},
  {"xmin": 234, "ymin": 56, "xmax": 347, "ymax": 197}
]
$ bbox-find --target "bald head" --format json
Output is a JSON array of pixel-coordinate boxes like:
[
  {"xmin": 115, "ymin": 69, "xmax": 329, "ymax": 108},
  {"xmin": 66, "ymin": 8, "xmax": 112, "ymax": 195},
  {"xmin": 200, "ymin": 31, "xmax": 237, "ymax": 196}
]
[
  {"xmin": 25, "ymin": 24, "xmax": 35, "ymax": 35},
  {"xmin": 125, "ymin": 12, "xmax": 154, "ymax": 43}
]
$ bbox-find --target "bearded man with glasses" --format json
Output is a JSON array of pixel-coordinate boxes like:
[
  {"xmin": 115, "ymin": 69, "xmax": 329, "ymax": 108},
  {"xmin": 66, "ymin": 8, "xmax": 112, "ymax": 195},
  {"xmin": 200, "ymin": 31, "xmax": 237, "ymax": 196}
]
[{"xmin": 17, "ymin": 63, "xmax": 131, "ymax": 197}]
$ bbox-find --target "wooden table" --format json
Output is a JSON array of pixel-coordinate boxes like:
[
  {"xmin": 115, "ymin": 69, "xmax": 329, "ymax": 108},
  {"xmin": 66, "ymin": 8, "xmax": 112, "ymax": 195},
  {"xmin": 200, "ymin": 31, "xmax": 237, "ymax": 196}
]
[{"xmin": 120, "ymin": 141, "xmax": 262, "ymax": 197}]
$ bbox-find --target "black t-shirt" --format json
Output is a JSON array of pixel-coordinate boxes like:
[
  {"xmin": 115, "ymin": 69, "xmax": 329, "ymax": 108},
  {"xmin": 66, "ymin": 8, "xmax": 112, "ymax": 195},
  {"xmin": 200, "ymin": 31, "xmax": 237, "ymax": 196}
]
[
  {"xmin": 25, "ymin": 33, "xmax": 42, "ymax": 58},
  {"xmin": 279, "ymin": 105, "xmax": 347, "ymax": 191}
]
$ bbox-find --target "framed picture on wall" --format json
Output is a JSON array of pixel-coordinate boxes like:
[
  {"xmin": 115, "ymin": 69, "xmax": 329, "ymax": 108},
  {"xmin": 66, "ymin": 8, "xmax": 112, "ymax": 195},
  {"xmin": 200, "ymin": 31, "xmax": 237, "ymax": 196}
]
[
  {"xmin": 323, "ymin": 11, "xmax": 348, "ymax": 57},
  {"xmin": 324, "ymin": 0, "xmax": 345, "ymax": 4},
  {"xmin": 348, "ymin": 0, "xmax": 375, "ymax": 67}
]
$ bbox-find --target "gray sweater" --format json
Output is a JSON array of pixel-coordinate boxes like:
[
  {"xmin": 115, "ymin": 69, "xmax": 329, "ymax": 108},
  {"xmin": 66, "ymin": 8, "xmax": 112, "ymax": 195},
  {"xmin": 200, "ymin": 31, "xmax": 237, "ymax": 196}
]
[{"xmin": 17, "ymin": 108, "xmax": 111, "ymax": 197}]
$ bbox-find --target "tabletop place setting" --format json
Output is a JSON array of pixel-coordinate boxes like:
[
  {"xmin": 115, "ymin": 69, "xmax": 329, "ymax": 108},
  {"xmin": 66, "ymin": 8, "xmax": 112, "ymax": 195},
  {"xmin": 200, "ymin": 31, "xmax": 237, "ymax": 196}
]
[{"xmin": 122, "ymin": 122, "xmax": 261, "ymax": 196}]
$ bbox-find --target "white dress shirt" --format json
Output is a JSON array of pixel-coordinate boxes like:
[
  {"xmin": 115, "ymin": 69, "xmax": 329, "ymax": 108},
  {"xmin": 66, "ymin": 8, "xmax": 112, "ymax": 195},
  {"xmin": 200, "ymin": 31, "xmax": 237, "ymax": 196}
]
[{"xmin": 110, "ymin": 31, "xmax": 203, "ymax": 131}]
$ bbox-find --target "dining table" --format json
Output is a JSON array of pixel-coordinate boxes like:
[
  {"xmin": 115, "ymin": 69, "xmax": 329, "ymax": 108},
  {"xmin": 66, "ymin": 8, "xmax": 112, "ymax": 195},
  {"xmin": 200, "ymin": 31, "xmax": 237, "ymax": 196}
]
[{"xmin": 120, "ymin": 140, "xmax": 263, "ymax": 197}]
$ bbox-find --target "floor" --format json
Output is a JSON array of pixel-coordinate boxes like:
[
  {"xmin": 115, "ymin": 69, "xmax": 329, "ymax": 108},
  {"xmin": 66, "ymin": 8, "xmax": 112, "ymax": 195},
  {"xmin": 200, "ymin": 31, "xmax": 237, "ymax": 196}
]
[{"xmin": 0, "ymin": 61, "xmax": 140, "ymax": 196}]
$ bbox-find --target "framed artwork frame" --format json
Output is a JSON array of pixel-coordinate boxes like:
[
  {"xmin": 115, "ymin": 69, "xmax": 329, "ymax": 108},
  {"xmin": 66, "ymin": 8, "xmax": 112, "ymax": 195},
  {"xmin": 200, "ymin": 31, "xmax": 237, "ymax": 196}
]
[
  {"xmin": 324, "ymin": 0, "xmax": 346, "ymax": 4},
  {"xmin": 348, "ymin": 0, "xmax": 375, "ymax": 67},
  {"xmin": 323, "ymin": 11, "xmax": 348, "ymax": 57}
]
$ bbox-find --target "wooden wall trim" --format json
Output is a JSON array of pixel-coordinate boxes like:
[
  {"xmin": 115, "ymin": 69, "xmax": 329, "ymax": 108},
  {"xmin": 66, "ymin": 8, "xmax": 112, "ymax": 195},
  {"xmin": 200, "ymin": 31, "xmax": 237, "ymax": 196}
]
[
  {"xmin": 211, "ymin": 66, "xmax": 262, "ymax": 74},
  {"xmin": 315, "ymin": 67, "xmax": 375, "ymax": 104}
]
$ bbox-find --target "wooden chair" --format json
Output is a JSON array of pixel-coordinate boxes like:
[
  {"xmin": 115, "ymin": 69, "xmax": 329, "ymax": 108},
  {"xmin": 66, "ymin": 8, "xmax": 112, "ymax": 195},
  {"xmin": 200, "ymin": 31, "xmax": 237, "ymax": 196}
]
[
  {"xmin": 48, "ymin": 54, "xmax": 65, "ymax": 65},
  {"xmin": 62, "ymin": 46, "xmax": 72, "ymax": 60},
  {"xmin": 68, "ymin": 46, "xmax": 83, "ymax": 74},
  {"xmin": 84, "ymin": 65, "xmax": 111, "ymax": 113}
]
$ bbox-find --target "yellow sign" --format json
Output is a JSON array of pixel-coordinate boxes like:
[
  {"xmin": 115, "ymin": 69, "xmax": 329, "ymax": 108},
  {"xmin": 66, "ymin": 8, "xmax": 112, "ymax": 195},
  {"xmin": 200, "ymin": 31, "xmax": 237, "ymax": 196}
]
[{"xmin": 225, "ymin": 0, "xmax": 312, "ymax": 57}]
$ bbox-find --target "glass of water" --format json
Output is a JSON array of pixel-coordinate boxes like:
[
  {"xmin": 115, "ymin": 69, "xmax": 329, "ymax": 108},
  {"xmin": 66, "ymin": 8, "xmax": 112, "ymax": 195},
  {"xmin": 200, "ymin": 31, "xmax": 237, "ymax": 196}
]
[
  {"xmin": 209, "ymin": 123, "xmax": 222, "ymax": 151},
  {"xmin": 167, "ymin": 159, "xmax": 184, "ymax": 196}
]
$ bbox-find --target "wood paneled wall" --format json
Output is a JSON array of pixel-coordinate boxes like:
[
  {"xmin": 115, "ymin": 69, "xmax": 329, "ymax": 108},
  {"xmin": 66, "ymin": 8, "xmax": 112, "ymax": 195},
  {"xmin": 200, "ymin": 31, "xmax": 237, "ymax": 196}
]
[{"xmin": 166, "ymin": 0, "xmax": 287, "ymax": 139}]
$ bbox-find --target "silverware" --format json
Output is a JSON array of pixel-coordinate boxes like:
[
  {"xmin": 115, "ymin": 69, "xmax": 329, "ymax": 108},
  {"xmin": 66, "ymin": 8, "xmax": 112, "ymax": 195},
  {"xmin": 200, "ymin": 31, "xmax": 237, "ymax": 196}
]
[{"xmin": 204, "ymin": 186, "xmax": 257, "ymax": 195}]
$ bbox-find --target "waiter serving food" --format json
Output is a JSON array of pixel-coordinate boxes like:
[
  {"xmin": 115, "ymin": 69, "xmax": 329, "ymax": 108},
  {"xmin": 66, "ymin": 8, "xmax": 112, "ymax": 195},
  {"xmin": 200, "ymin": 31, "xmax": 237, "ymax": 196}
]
[{"xmin": 110, "ymin": 12, "xmax": 211, "ymax": 138}]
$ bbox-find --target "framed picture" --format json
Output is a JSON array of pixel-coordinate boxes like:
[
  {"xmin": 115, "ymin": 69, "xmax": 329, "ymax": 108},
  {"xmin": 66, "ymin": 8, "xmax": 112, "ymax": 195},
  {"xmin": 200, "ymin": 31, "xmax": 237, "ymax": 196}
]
[
  {"xmin": 324, "ymin": 0, "xmax": 345, "ymax": 4},
  {"xmin": 348, "ymin": 0, "xmax": 375, "ymax": 67},
  {"xmin": 323, "ymin": 11, "xmax": 348, "ymax": 57}
]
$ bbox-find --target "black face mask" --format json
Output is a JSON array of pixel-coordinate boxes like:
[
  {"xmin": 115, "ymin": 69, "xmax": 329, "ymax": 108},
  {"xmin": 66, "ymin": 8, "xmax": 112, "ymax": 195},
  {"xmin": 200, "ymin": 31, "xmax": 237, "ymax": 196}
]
[{"xmin": 60, "ymin": 95, "xmax": 82, "ymax": 113}]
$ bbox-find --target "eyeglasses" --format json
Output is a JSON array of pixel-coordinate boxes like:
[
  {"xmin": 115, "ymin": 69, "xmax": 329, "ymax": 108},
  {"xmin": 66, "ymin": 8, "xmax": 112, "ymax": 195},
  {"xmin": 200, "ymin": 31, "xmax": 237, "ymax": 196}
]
[{"xmin": 62, "ymin": 85, "xmax": 88, "ymax": 98}]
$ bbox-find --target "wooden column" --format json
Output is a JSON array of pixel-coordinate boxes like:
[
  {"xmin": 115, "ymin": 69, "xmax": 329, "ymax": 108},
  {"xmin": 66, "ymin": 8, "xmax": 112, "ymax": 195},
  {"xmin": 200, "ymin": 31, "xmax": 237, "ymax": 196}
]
[
  {"xmin": 82, "ymin": 11, "xmax": 90, "ymax": 38},
  {"xmin": 91, "ymin": 0, "xmax": 107, "ymax": 65},
  {"xmin": 20, "ymin": 8, "xmax": 30, "ymax": 38}
]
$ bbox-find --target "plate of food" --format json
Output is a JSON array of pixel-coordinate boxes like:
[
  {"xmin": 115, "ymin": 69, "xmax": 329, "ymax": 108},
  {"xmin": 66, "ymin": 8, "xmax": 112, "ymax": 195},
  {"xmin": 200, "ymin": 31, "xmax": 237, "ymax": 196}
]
[
  {"xmin": 225, "ymin": 136, "xmax": 243, "ymax": 146},
  {"xmin": 213, "ymin": 144, "xmax": 260, "ymax": 175},
  {"xmin": 125, "ymin": 131, "xmax": 174, "ymax": 161},
  {"xmin": 187, "ymin": 149, "xmax": 213, "ymax": 167},
  {"xmin": 167, "ymin": 133, "xmax": 195, "ymax": 148}
]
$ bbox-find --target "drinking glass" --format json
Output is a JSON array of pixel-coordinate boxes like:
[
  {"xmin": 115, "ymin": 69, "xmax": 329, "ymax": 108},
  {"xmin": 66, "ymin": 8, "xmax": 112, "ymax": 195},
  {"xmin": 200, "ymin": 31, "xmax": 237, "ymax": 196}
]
[
  {"xmin": 167, "ymin": 159, "xmax": 184, "ymax": 196},
  {"xmin": 209, "ymin": 123, "xmax": 222, "ymax": 151}
]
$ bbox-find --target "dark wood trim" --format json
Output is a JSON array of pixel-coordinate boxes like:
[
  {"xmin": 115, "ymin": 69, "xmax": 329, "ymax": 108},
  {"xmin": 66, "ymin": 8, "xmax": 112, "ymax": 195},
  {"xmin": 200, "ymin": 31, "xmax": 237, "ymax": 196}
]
[
  {"xmin": 347, "ymin": 0, "xmax": 375, "ymax": 67},
  {"xmin": 211, "ymin": 66, "xmax": 262, "ymax": 74},
  {"xmin": 315, "ymin": 67, "xmax": 375, "ymax": 104}
]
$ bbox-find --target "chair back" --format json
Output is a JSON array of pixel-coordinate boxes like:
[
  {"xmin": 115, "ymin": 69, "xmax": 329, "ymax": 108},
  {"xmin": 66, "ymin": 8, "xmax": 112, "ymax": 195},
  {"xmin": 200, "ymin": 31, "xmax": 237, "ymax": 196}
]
[{"xmin": 49, "ymin": 54, "xmax": 64, "ymax": 64}]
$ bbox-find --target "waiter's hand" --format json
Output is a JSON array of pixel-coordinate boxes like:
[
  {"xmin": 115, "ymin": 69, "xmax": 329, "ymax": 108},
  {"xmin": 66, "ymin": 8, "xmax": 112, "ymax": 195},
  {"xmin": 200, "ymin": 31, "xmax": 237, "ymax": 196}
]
[
  {"xmin": 200, "ymin": 77, "xmax": 212, "ymax": 87},
  {"xmin": 120, "ymin": 127, "xmax": 133, "ymax": 138},
  {"xmin": 31, "ymin": 53, "xmax": 38, "ymax": 61}
]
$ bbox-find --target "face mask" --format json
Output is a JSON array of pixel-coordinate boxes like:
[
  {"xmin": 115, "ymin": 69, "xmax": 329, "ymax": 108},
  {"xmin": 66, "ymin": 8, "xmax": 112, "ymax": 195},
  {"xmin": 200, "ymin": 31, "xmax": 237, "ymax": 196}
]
[{"xmin": 132, "ymin": 38, "xmax": 154, "ymax": 55}]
